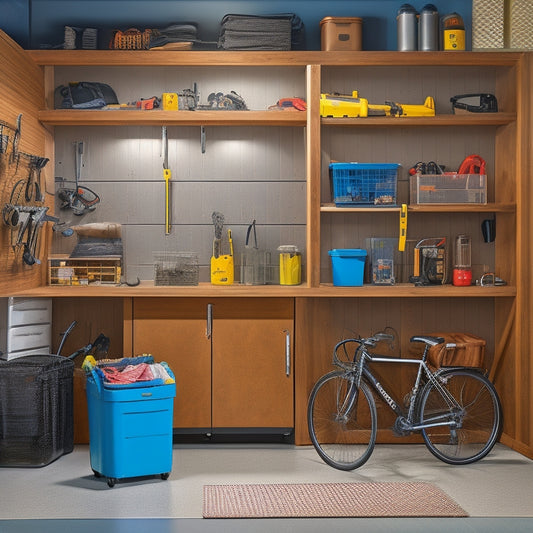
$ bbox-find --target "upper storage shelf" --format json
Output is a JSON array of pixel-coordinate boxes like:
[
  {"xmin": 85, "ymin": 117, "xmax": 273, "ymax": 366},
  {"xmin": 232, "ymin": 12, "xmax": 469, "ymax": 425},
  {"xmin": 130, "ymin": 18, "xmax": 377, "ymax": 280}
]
[
  {"xmin": 30, "ymin": 50, "xmax": 522, "ymax": 127},
  {"xmin": 27, "ymin": 50, "xmax": 523, "ymax": 67},
  {"xmin": 37, "ymin": 109, "xmax": 307, "ymax": 126}
]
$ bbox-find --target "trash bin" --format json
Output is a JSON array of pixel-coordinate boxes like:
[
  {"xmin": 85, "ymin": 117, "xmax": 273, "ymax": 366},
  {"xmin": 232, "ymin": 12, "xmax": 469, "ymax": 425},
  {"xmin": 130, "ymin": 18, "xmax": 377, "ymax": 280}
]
[
  {"xmin": 85, "ymin": 359, "xmax": 176, "ymax": 487},
  {"xmin": 0, "ymin": 355, "xmax": 74, "ymax": 467}
]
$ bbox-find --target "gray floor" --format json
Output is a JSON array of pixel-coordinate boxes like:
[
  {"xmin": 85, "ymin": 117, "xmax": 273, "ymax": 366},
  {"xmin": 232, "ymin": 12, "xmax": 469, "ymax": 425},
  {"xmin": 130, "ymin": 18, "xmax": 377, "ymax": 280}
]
[{"xmin": 1, "ymin": 443, "xmax": 533, "ymax": 532}]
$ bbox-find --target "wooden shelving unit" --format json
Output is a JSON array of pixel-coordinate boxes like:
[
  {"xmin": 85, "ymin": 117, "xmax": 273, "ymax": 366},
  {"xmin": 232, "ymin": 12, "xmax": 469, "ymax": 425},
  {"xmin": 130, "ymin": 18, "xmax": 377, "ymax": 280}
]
[{"xmin": 4, "ymin": 44, "xmax": 530, "ymax": 454}]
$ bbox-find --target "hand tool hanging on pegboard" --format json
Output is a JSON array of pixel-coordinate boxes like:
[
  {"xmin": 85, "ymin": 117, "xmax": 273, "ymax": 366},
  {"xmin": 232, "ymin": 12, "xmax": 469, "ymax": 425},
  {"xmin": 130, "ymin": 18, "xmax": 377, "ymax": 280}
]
[
  {"xmin": 57, "ymin": 141, "xmax": 100, "ymax": 215},
  {"xmin": 162, "ymin": 127, "xmax": 172, "ymax": 234},
  {"xmin": 2, "ymin": 204, "xmax": 59, "ymax": 265},
  {"xmin": 1, "ymin": 113, "xmax": 58, "ymax": 266},
  {"xmin": 0, "ymin": 114, "xmax": 21, "ymax": 164}
]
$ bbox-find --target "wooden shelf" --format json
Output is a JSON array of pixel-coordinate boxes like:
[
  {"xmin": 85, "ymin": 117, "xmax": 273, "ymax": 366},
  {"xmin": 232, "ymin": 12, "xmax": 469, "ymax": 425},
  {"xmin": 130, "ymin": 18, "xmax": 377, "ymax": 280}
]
[
  {"xmin": 38, "ymin": 109, "xmax": 307, "ymax": 127},
  {"xmin": 27, "ymin": 50, "xmax": 524, "ymax": 67},
  {"xmin": 9, "ymin": 281, "xmax": 515, "ymax": 298},
  {"xmin": 314, "ymin": 283, "xmax": 516, "ymax": 298},
  {"xmin": 39, "ymin": 111, "xmax": 515, "ymax": 128},
  {"xmin": 320, "ymin": 203, "xmax": 515, "ymax": 213},
  {"xmin": 321, "ymin": 113, "xmax": 516, "ymax": 127}
]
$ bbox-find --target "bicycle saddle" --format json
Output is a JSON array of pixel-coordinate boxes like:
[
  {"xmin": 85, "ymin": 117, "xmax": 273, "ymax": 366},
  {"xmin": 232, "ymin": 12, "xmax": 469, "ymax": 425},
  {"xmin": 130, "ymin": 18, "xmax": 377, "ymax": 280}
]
[{"xmin": 410, "ymin": 335, "xmax": 445, "ymax": 346}]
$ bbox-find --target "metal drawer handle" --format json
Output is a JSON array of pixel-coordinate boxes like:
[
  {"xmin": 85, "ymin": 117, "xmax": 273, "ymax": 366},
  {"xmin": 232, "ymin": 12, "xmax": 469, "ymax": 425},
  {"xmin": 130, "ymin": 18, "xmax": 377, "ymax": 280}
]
[
  {"xmin": 206, "ymin": 303, "xmax": 213, "ymax": 339},
  {"xmin": 283, "ymin": 329, "xmax": 291, "ymax": 376}
]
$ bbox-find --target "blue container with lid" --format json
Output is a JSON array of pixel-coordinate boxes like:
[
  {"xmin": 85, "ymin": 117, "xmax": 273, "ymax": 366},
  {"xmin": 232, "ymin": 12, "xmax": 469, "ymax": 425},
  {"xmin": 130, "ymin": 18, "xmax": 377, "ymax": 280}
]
[
  {"xmin": 85, "ymin": 365, "xmax": 176, "ymax": 487},
  {"xmin": 329, "ymin": 249, "xmax": 367, "ymax": 286}
]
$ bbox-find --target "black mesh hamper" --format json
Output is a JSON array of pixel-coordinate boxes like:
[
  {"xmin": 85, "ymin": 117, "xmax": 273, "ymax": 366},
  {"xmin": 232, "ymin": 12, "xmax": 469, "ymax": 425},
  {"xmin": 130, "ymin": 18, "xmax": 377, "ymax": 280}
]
[{"xmin": 0, "ymin": 355, "xmax": 74, "ymax": 467}]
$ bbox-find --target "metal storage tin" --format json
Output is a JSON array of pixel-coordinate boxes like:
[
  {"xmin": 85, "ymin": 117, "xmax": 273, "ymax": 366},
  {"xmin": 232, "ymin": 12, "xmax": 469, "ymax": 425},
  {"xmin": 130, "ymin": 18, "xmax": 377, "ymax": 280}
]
[{"xmin": 320, "ymin": 17, "xmax": 362, "ymax": 51}]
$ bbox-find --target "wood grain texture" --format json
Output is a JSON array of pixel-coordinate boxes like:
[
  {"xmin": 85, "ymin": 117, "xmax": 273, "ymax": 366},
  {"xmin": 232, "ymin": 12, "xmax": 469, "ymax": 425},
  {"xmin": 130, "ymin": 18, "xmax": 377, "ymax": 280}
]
[
  {"xmin": 0, "ymin": 31, "xmax": 49, "ymax": 293},
  {"xmin": 211, "ymin": 298, "xmax": 294, "ymax": 428},
  {"xmin": 132, "ymin": 297, "xmax": 212, "ymax": 428},
  {"xmin": 294, "ymin": 297, "xmax": 496, "ymax": 445},
  {"xmin": 51, "ymin": 296, "xmax": 124, "ymax": 444},
  {"xmin": 306, "ymin": 65, "xmax": 321, "ymax": 287},
  {"xmin": 27, "ymin": 50, "xmax": 522, "ymax": 68}
]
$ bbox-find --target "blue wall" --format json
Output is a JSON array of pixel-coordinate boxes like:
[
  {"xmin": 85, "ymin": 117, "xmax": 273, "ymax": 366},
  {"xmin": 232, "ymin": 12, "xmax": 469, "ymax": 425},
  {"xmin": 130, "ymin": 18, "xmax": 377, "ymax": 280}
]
[{"xmin": 0, "ymin": 1, "xmax": 472, "ymax": 51}]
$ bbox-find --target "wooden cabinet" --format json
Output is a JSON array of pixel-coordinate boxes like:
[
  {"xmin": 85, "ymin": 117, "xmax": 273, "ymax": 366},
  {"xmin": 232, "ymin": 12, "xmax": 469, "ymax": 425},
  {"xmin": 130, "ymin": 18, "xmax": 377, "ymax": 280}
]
[
  {"xmin": 131, "ymin": 298, "xmax": 211, "ymax": 429},
  {"xmin": 130, "ymin": 297, "xmax": 294, "ymax": 435}
]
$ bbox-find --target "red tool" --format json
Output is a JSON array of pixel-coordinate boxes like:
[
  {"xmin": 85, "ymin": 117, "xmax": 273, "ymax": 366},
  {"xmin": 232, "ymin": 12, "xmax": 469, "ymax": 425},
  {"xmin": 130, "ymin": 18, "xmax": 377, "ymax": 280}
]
[
  {"xmin": 457, "ymin": 154, "xmax": 486, "ymax": 175},
  {"xmin": 276, "ymin": 98, "xmax": 307, "ymax": 111},
  {"xmin": 135, "ymin": 96, "xmax": 161, "ymax": 110}
]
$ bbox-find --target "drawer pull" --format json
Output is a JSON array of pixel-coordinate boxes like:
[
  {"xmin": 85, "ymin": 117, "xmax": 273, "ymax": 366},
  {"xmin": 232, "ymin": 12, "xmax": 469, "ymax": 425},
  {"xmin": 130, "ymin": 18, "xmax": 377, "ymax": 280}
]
[
  {"xmin": 283, "ymin": 329, "xmax": 291, "ymax": 376},
  {"xmin": 206, "ymin": 303, "xmax": 213, "ymax": 339}
]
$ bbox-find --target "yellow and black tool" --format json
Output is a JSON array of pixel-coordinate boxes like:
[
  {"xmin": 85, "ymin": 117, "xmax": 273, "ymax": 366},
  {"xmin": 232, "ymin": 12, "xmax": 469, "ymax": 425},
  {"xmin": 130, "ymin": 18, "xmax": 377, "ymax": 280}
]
[
  {"xmin": 210, "ymin": 213, "xmax": 234, "ymax": 285},
  {"xmin": 320, "ymin": 91, "xmax": 435, "ymax": 118},
  {"xmin": 162, "ymin": 126, "xmax": 171, "ymax": 235},
  {"xmin": 399, "ymin": 203, "xmax": 408, "ymax": 251}
]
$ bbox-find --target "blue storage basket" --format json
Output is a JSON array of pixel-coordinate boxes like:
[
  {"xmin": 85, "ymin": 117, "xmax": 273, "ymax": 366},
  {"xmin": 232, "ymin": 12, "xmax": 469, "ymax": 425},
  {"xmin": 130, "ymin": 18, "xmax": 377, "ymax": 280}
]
[{"xmin": 330, "ymin": 163, "xmax": 399, "ymax": 206}]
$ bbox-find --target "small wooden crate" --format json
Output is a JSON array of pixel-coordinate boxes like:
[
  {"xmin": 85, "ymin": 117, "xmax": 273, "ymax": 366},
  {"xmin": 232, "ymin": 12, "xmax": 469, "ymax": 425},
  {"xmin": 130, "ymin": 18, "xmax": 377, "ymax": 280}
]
[{"xmin": 48, "ymin": 255, "xmax": 122, "ymax": 286}]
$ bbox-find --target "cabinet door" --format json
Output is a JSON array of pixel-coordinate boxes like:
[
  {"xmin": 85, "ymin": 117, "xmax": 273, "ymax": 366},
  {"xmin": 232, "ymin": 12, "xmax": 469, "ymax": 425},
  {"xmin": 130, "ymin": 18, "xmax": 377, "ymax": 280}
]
[
  {"xmin": 211, "ymin": 298, "xmax": 294, "ymax": 429},
  {"xmin": 132, "ymin": 298, "xmax": 211, "ymax": 429}
]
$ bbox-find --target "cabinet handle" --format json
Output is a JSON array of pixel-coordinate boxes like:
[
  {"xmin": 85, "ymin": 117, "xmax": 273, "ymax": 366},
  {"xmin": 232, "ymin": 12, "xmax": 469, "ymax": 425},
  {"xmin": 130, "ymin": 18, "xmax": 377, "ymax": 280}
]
[
  {"xmin": 283, "ymin": 329, "xmax": 291, "ymax": 376},
  {"xmin": 206, "ymin": 303, "xmax": 213, "ymax": 339}
]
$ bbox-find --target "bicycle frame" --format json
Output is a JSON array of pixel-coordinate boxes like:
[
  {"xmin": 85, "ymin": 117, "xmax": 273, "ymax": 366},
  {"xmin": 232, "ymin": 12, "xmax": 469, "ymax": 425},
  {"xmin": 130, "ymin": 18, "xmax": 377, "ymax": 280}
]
[{"xmin": 349, "ymin": 341, "xmax": 466, "ymax": 433}]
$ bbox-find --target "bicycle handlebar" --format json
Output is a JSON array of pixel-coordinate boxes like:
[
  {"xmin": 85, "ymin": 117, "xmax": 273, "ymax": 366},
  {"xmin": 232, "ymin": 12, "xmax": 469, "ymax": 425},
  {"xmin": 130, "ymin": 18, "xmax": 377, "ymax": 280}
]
[
  {"xmin": 333, "ymin": 332, "xmax": 396, "ymax": 369},
  {"xmin": 363, "ymin": 332, "xmax": 395, "ymax": 347}
]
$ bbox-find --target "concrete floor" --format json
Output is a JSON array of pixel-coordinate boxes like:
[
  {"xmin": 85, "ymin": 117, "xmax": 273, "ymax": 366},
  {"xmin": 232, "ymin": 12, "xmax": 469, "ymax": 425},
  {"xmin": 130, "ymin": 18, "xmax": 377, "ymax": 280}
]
[{"xmin": 1, "ymin": 442, "xmax": 533, "ymax": 532}]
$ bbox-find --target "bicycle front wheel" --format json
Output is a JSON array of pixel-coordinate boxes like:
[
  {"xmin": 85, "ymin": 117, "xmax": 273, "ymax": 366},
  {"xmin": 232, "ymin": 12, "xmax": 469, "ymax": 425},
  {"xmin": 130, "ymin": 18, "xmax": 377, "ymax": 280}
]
[
  {"xmin": 307, "ymin": 370, "xmax": 377, "ymax": 470},
  {"xmin": 419, "ymin": 368, "xmax": 502, "ymax": 465}
]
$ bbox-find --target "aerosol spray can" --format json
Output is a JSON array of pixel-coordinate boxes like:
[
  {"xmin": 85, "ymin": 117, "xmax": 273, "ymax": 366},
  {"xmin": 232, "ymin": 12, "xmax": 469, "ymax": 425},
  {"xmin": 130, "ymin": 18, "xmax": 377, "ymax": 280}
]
[
  {"xmin": 441, "ymin": 12, "xmax": 465, "ymax": 50},
  {"xmin": 419, "ymin": 4, "xmax": 439, "ymax": 51},
  {"xmin": 397, "ymin": 4, "xmax": 418, "ymax": 51}
]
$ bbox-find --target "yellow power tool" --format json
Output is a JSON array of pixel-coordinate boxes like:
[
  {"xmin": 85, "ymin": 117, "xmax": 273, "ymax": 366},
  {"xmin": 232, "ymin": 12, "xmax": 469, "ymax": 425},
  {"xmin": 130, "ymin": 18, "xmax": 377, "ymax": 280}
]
[{"xmin": 320, "ymin": 91, "xmax": 435, "ymax": 118}]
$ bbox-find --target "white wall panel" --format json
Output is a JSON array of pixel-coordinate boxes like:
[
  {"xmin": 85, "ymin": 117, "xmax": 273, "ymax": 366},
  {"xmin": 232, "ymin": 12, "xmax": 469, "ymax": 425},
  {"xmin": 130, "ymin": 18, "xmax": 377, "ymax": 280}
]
[
  {"xmin": 52, "ymin": 120, "xmax": 306, "ymax": 282},
  {"xmin": 54, "ymin": 66, "xmax": 305, "ymax": 111}
]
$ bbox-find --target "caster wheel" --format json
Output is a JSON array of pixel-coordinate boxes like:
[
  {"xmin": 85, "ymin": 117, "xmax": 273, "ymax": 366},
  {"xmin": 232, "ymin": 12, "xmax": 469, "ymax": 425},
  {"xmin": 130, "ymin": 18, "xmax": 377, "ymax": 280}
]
[
  {"xmin": 161, "ymin": 473, "xmax": 170, "ymax": 480},
  {"xmin": 107, "ymin": 477, "xmax": 116, "ymax": 488},
  {"xmin": 92, "ymin": 469, "xmax": 102, "ymax": 478}
]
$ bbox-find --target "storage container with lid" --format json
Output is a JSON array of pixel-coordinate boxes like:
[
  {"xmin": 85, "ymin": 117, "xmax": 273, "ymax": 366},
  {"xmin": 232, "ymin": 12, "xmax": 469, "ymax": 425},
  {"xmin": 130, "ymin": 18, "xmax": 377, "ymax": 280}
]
[
  {"xmin": 320, "ymin": 17, "xmax": 363, "ymax": 51},
  {"xmin": 328, "ymin": 249, "xmax": 367, "ymax": 287},
  {"xmin": 278, "ymin": 245, "xmax": 301, "ymax": 285}
]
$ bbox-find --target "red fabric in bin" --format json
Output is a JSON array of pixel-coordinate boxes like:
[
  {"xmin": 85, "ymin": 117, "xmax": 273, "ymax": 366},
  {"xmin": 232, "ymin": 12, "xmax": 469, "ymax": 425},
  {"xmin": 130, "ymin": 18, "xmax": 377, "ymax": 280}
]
[{"xmin": 100, "ymin": 363, "xmax": 154, "ymax": 384}]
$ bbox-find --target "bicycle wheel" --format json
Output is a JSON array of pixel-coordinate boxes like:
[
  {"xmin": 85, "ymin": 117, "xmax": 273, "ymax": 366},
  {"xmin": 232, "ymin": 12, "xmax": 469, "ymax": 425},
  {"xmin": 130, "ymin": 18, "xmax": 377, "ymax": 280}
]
[
  {"xmin": 418, "ymin": 368, "xmax": 502, "ymax": 465},
  {"xmin": 308, "ymin": 370, "xmax": 377, "ymax": 470}
]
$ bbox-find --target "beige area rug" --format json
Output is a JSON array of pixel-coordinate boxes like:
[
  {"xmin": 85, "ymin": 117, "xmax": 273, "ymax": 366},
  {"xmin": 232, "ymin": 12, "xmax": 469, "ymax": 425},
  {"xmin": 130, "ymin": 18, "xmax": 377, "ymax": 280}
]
[{"xmin": 203, "ymin": 482, "xmax": 468, "ymax": 518}]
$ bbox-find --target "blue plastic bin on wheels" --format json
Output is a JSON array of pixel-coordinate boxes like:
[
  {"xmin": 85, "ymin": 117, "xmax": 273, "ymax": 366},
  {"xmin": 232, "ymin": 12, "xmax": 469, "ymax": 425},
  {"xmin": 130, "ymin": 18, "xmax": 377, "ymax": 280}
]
[{"xmin": 85, "ymin": 365, "xmax": 176, "ymax": 487}]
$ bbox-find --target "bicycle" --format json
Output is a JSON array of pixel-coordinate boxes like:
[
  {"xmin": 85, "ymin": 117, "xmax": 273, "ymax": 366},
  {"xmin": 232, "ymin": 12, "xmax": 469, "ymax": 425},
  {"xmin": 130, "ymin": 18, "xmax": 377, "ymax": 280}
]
[{"xmin": 307, "ymin": 331, "xmax": 502, "ymax": 470}]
